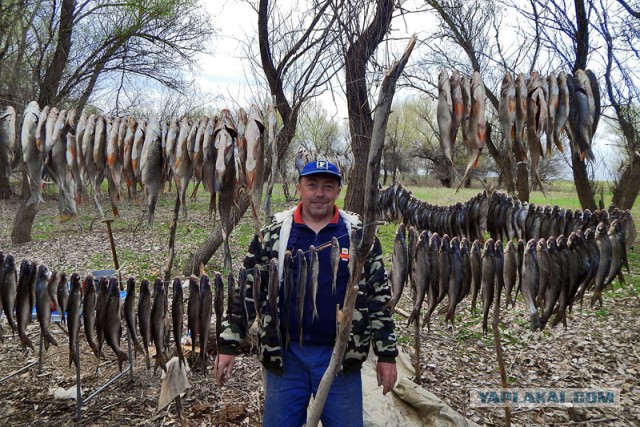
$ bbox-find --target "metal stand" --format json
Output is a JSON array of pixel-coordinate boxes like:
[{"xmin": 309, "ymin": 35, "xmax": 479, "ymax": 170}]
[
  {"xmin": 0, "ymin": 360, "xmax": 37, "ymax": 383},
  {"xmin": 38, "ymin": 330, "xmax": 43, "ymax": 373},
  {"xmin": 75, "ymin": 315, "xmax": 134, "ymax": 423}
]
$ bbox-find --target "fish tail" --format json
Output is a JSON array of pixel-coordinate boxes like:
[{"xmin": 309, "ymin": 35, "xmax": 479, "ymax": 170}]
[
  {"xmin": 299, "ymin": 328, "xmax": 303, "ymax": 347},
  {"xmin": 117, "ymin": 351, "xmax": 129, "ymax": 372},
  {"xmin": 530, "ymin": 312, "xmax": 541, "ymax": 332},
  {"xmin": 45, "ymin": 332, "xmax": 58, "ymax": 349},
  {"xmin": 312, "ymin": 306, "xmax": 319, "ymax": 322},
  {"xmin": 154, "ymin": 353, "xmax": 167, "ymax": 373},
  {"xmin": 134, "ymin": 340, "xmax": 145, "ymax": 355},
  {"xmin": 20, "ymin": 333, "xmax": 34, "ymax": 350},
  {"xmin": 144, "ymin": 348, "xmax": 151, "ymax": 369}
]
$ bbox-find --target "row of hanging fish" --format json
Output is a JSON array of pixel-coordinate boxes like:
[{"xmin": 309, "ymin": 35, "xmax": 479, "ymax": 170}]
[
  {"xmin": 498, "ymin": 70, "xmax": 600, "ymax": 193},
  {"xmin": 376, "ymin": 181, "xmax": 636, "ymax": 251},
  {"xmin": 387, "ymin": 217, "xmax": 632, "ymax": 335},
  {"xmin": 486, "ymin": 190, "xmax": 636, "ymax": 249},
  {"xmin": 437, "ymin": 70, "xmax": 487, "ymax": 187},
  {"xmin": 377, "ymin": 181, "xmax": 490, "ymax": 241},
  {"xmin": 3, "ymin": 102, "xmax": 276, "ymax": 257}
]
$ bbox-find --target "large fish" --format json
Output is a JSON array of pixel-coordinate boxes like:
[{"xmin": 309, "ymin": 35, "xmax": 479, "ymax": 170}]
[
  {"xmin": 164, "ymin": 118, "xmax": 179, "ymax": 183},
  {"xmin": 75, "ymin": 110, "xmax": 87, "ymax": 179},
  {"xmin": 21, "ymin": 101, "xmax": 43, "ymax": 190},
  {"xmin": 527, "ymin": 74, "xmax": 547, "ymax": 194},
  {"xmin": 131, "ymin": 119, "xmax": 146, "ymax": 185},
  {"xmin": 514, "ymin": 73, "xmax": 528, "ymax": 161},
  {"xmin": 106, "ymin": 116, "xmax": 122, "ymax": 215},
  {"xmin": 172, "ymin": 277, "xmax": 185, "ymax": 365},
  {"xmin": 437, "ymin": 69, "xmax": 454, "ymax": 165},
  {"xmin": 138, "ymin": 279, "xmax": 152, "ymax": 369},
  {"xmin": 187, "ymin": 275, "xmax": 200, "ymax": 358},
  {"xmin": 585, "ymin": 69, "xmax": 601, "ymax": 137},
  {"xmin": 446, "ymin": 237, "xmax": 463, "ymax": 325},
  {"xmin": 44, "ymin": 107, "xmax": 59, "ymax": 156},
  {"xmin": 262, "ymin": 104, "xmax": 278, "ymax": 218},
  {"xmin": 450, "ymin": 70, "xmax": 464, "ymax": 146},
  {"xmin": 2, "ymin": 254, "xmax": 18, "ymax": 333},
  {"xmin": 174, "ymin": 118, "xmax": 194, "ymax": 219},
  {"xmin": 554, "ymin": 71, "xmax": 570, "ymax": 151},
  {"xmin": 66, "ymin": 131, "xmax": 84, "ymax": 206},
  {"xmin": 200, "ymin": 274, "xmax": 213, "ymax": 369},
  {"xmin": 553, "ymin": 235, "xmax": 575, "ymax": 329},
  {"xmin": 150, "ymin": 278, "xmax": 167, "ymax": 372},
  {"xmin": 459, "ymin": 71, "xmax": 486, "ymax": 188},
  {"xmin": 82, "ymin": 113, "xmax": 97, "ymax": 192},
  {"xmin": 296, "ymin": 250, "xmax": 307, "ymax": 344},
  {"xmin": 309, "ymin": 245, "xmax": 319, "ymax": 321},
  {"xmin": 192, "ymin": 118, "xmax": 208, "ymax": 191},
  {"xmin": 67, "ymin": 273, "xmax": 82, "ymax": 368},
  {"xmin": 140, "ymin": 118, "xmax": 164, "ymax": 225},
  {"xmin": 35, "ymin": 266, "xmax": 57, "ymax": 350},
  {"xmin": 522, "ymin": 239, "xmax": 541, "ymax": 331},
  {"xmin": 546, "ymin": 73, "xmax": 561, "ymax": 154},
  {"xmin": 386, "ymin": 223, "xmax": 408, "ymax": 310},
  {"xmin": 214, "ymin": 110, "xmax": 238, "ymax": 269},
  {"xmin": 460, "ymin": 74, "xmax": 471, "ymax": 146},
  {"xmin": 234, "ymin": 109, "xmax": 247, "ymax": 193},
  {"xmin": 498, "ymin": 73, "xmax": 518, "ymax": 159},
  {"xmin": 245, "ymin": 105, "xmax": 265, "ymax": 235},
  {"xmin": 267, "ymin": 259, "xmax": 281, "ymax": 344},
  {"xmin": 459, "ymin": 238, "xmax": 472, "ymax": 303},
  {"xmin": 436, "ymin": 234, "xmax": 451, "ymax": 307},
  {"xmin": 572, "ymin": 70, "xmax": 595, "ymax": 161},
  {"xmin": 408, "ymin": 231, "xmax": 429, "ymax": 327},
  {"xmin": 480, "ymin": 239, "xmax": 495, "ymax": 336},
  {"xmin": 93, "ymin": 115, "xmax": 107, "ymax": 190},
  {"xmin": 201, "ymin": 115, "xmax": 218, "ymax": 217},
  {"xmin": 104, "ymin": 277, "xmax": 128, "ymax": 371},
  {"xmin": 591, "ymin": 222, "xmax": 612, "ymax": 307},
  {"xmin": 123, "ymin": 277, "xmax": 145, "ymax": 355}
]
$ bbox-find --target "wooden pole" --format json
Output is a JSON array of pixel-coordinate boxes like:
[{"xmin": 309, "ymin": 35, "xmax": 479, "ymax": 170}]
[
  {"xmin": 306, "ymin": 35, "xmax": 416, "ymax": 427},
  {"xmin": 492, "ymin": 263, "xmax": 511, "ymax": 426}
]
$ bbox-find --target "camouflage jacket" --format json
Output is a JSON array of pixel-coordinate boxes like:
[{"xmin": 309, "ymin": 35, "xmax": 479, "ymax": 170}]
[{"xmin": 218, "ymin": 207, "xmax": 398, "ymax": 375}]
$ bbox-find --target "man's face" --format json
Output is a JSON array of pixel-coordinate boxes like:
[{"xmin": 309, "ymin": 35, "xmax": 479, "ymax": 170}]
[{"xmin": 297, "ymin": 175, "xmax": 341, "ymax": 220}]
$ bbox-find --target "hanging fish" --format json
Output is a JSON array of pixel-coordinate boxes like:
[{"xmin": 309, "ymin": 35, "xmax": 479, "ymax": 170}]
[
  {"xmin": 460, "ymin": 74, "xmax": 471, "ymax": 146},
  {"xmin": 450, "ymin": 70, "xmax": 464, "ymax": 147},
  {"xmin": 546, "ymin": 73, "xmax": 561, "ymax": 154},
  {"xmin": 514, "ymin": 73, "xmax": 528, "ymax": 161},
  {"xmin": 140, "ymin": 117, "xmax": 164, "ymax": 226},
  {"xmin": 457, "ymin": 71, "xmax": 486, "ymax": 191},
  {"xmin": 436, "ymin": 69, "xmax": 454, "ymax": 165},
  {"xmin": 175, "ymin": 117, "xmax": 194, "ymax": 219},
  {"xmin": 245, "ymin": 105, "xmax": 265, "ymax": 237},
  {"xmin": 21, "ymin": 101, "xmax": 43, "ymax": 190},
  {"xmin": 122, "ymin": 117, "xmax": 138, "ymax": 201},
  {"xmin": 296, "ymin": 249, "xmax": 307, "ymax": 345}
]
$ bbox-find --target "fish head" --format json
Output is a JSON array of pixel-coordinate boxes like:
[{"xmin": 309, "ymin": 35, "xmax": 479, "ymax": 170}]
[
  {"xmin": 140, "ymin": 279, "xmax": 150, "ymax": 294},
  {"xmin": 108, "ymin": 277, "xmax": 120, "ymax": 296},
  {"xmin": 3, "ymin": 254, "xmax": 15, "ymax": 272},
  {"xmin": 202, "ymin": 274, "xmax": 212, "ymax": 294},
  {"xmin": 172, "ymin": 277, "xmax": 183, "ymax": 295},
  {"xmin": 505, "ymin": 240, "xmax": 515, "ymax": 253},
  {"xmin": 84, "ymin": 275, "xmax": 95, "ymax": 292},
  {"xmin": 153, "ymin": 278, "xmax": 164, "ymax": 296},
  {"xmin": 440, "ymin": 235, "xmax": 450, "ymax": 253},
  {"xmin": 526, "ymin": 239, "xmax": 537, "ymax": 252},
  {"xmin": 483, "ymin": 238, "xmax": 495, "ymax": 255},
  {"xmin": 595, "ymin": 222, "xmax": 607, "ymax": 238},
  {"xmin": 188, "ymin": 275, "xmax": 199, "ymax": 293},
  {"xmin": 494, "ymin": 240, "xmax": 503, "ymax": 254},
  {"xmin": 557, "ymin": 235, "xmax": 568, "ymax": 250},
  {"xmin": 70, "ymin": 273, "xmax": 81, "ymax": 291}
]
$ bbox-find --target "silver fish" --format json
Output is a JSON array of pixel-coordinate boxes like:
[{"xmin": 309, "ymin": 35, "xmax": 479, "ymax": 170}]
[
  {"xmin": 67, "ymin": 273, "xmax": 82, "ymax": 368},
  {"xmin": 309, "ymin": 245, "xmax": 319, "ymax": 321},
  {"xmin": 296, "ymin": 249, "xmax": 307, "ymax": 345},
  {"xmin": 140, "ymin": 118, "xmax": 164, "ymax": 225}
]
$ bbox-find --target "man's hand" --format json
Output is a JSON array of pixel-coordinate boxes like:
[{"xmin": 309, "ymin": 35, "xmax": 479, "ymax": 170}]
[
  {"xmin": 215, "ymin": 354, "xmax": 236, "ymax": 387},
  {"xmin": 376, "ymin": 361, "xmax": 397, "ymax": 395}
]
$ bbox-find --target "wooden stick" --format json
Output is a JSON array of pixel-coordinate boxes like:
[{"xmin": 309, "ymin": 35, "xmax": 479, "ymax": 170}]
[
  {"xmin": 163, "ymin": 194, "xmax": 181, "ymax": 283},
  {"xmin": 492, "ymin": 265, "xmax": 511, "ymax": 426},
  {"xmin": 306, "ymin": 35, "xmax": 416, "ymax": 427}
]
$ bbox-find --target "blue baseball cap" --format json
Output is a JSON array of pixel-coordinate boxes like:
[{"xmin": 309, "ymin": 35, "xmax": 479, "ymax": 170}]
[{"xmin": 299, "ymin": 160, "xmax": 342, "ymax": 185}]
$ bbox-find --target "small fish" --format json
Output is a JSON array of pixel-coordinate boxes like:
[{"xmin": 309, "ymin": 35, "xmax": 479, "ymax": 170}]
[
  {"xmin": 591, "ymin": 222, "xmax": 612, "ymax": 307},
  {"xmin": 296, "ymin": 250, "xmax": 307, "ymax": 345},
  {"xmin": 407, "ymin": 226, "xmax": 419, "ymax": 288},
  {"xmin": 267, "ymin": 259, "xmax": 282, "ymax": 346},
  {"xmin": 605, "ymin": 219, "xmax": 628, "ymax": 286},
  {"xmin": 408, "ymin": 231, "xmax": 429, "ymax": 327},
  {"xmin": 481, "ymin": 239, "xmax": 496, "ymax": 336},
  {"xmin": 138, "ymin": 279, "xmax": 152, "ymax": 369},
  {"xmin": 1, "ymin": 254, "xmax": 18, "ymax": 333},
  {"xmin": 437, "ymin": 69, "xmax": 454, "ymax": 165},
  {"xmin": 330, "ymin": 237, "xmax": 340, "ymax": 295},
  {"xmin": 469, "ymin": 239, "xmax": 483, "ymax": 313},
  {"xmin": 493, "ymin": 239, "xmax": 505, "ymax": 316},
  {"xmin": 436, "ymin": 234, "xmax": 451, "ymax": 306},
  {"xmin": 67, "ymin": 273, "xmax": 82, "ymax": 368},
  {"xmin": 308, "ymin": 246, "xmax": 319, "ymax": 321},
  {"xmin": 104, "ymin": 277, "xmax": 128, "ymax": 371},
  {"xmin": 187, "ymin": 275, "xmax": 200, "ymax": 360},
  {"xmin": 446, "ymin": 237, "xmax": 463, "ymax": 325},
  {"xmin": 283, "ymin": 251, "xmax": 293, "ymax": 348},
  {"xmin": 150, "ymin": 278, "xmax": 167, "ymax": 372},
  {"xmin": 48, "ymin": 271, "xmax": 62, "ymax": 322},
  {"xmin": 213, "ymin": 273, "xmax": 224, "ymax": 348},
  {"xmin": 16, "ymin": 260, "xmax": 34, "ymax": 349},
  {"xmin": 535, "ymin": 238, "xmax": 551, "ymax": 309},
  {"xmin": 459, "ymin": 238, "xmax": 472, "ymax": 303},
  {"xmin": 385, "ymin": 224, "xmax": 408, "ymax": 310},
  {"xmin": 238, "ymin": 266, "xmax": 248, "ymax": 326},
  {"xmin": 172, "ymin": 277, "xmax": 185, "ymax": 365},
  {"xmin": 252, "ymin": 264, "xmax": 262, "ymax": 324},
  {"xmin": 422, "ymin": 233, "xmax": 441, "ymax": 331},
  {"xmin": 227, "ymin": 272, "xmax": 235, "ymax": 323},
  {"xmin": 200, "ymin": 274, "xmax": 213, "ymax": 370},
  {"xmin": 522, "ymin": 239, "xmax": 541, "ymax": 331},
  {"xmin": 503, "ymin": 241, "xmax": 518, "ymax": 308},
  {"xmin": 35, "ymin": 265, "xmax": 57, "ymax": 350},
  {"xmin": 124, "ymin": 277, "xmax": 145, "ymax": 355},
  {"xmin": 95, "ymin": 276, "xmax": 109, "ymax": 358}
]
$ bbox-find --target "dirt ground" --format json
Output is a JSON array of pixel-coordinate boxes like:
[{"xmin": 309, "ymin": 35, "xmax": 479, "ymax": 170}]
[{"xmin": 0, "ymin": 189, "xmax": 638, "ymax": 426}]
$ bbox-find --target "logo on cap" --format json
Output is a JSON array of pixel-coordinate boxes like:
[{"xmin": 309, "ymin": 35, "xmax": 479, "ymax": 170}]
[{"xmin": 317, "ymin": 160, "xmax": 328, "ymax": 169}]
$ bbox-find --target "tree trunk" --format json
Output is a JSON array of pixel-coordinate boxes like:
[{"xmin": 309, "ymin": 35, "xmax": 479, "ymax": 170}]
[
  {"xmin": 182, "ymin": 195, "xmax": 250, "ymax": 276},
  {"xmin": 37, "ymin": 0, "xmax": 76, "ymax": 107},
  {"xmin": 612, "ymin": 154, "xmax": 640, "ymax": 210},
  {"xmin": 516, "ymin": 162, "xmax": 529, "ymax": 202},
  {"xmin": 11, "ymin": 171, "xmax": 41, "ymax": 244},
  {"xmin": 484, "ymin": 123, "xmax": 515, "ymax": 193},
  {"xmin": 571, "ymin": 152, "xmax": 596, "ymax": 210},
  {"xmin": 342, "ymin": 0, "xmax": 395, "ymax": 215}
]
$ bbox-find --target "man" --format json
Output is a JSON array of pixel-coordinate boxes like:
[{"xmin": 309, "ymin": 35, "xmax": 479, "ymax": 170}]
[{"xmin": 215, "ymin": 160, "xmax": 398, "ymax": 426}]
